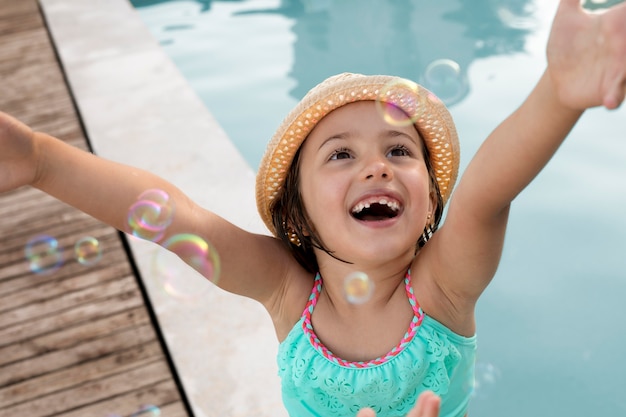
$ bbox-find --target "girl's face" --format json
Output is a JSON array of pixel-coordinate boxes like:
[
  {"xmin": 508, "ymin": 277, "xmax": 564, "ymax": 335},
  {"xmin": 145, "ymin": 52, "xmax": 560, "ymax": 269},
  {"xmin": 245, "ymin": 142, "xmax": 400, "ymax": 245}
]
[{"xmin": 298, "ymin": 101, "xmax": 433, "ymax": 268}]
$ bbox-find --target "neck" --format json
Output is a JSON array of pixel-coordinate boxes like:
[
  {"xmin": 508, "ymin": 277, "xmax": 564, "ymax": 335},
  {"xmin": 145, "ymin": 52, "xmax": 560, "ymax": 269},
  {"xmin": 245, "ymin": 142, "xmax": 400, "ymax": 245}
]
[
  {"xmin": 309, "ymin": 261, "xmax": 416, "ymax": 362},
  {"xmin": 315, "ymin": 258, "xmax": 412, "ymax": 313}
]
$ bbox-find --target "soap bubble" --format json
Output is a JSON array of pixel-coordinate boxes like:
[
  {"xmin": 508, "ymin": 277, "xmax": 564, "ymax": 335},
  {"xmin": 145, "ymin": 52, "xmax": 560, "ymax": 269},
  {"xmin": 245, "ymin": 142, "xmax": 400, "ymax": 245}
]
[
  {"xmin": 472, "ymin": 361, "xmax": 501, "ymax": 398},
  {"xmin": 127, "ymin": 189, "xmax": 175, "ymax": 242},
  {"xmin": 24, "ymin": 235, "xmax": 63, "ymax": 274},
  {"xmin": 74, "ymin": 236, "xmax": 102, "ymax": 266},
  {"xmin": 130, "ymin": 405, "xmax": 161, "ymax": 417},
  {"xmin": 422, "ymin": 59, "xmax": 465, "ymax": 105},
  {"xmin": 375, "ymin": 78, "xmax": 426, "ymax": 127},
  {"xmin": 153, "ymin": 233, "xmax": 221, "ymax": 301},
  {"xmin": 162, "ymin": 234, "xmax": 221, "ymax": 282},
  {"xmin": 343, "ymin": 271, "xmax": 374, "ymax": 304},
  {"xmin": 496, "ymin": 6, "xmax": 536, "ymax": 30}
]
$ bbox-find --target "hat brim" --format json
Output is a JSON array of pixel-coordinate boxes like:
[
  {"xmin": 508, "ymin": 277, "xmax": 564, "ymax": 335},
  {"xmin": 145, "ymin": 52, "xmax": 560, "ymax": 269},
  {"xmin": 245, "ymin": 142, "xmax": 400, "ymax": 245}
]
[{"xmin": 256, "ymin": 73, "xmax": 460, "ymax": 236}]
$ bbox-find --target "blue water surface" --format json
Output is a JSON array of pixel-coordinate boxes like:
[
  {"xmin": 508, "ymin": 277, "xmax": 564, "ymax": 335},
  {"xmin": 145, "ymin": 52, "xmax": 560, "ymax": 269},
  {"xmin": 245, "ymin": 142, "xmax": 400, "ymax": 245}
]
[{"xmin": 131, "ymin": 1, "xmax": 626, "ymax": 416}]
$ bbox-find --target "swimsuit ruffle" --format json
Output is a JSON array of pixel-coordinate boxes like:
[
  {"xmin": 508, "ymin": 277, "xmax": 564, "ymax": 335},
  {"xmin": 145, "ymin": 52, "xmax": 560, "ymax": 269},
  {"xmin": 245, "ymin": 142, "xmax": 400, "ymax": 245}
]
[{"xmin": 278, "ymin": 315, "xmax": 475, "ymax": 417}]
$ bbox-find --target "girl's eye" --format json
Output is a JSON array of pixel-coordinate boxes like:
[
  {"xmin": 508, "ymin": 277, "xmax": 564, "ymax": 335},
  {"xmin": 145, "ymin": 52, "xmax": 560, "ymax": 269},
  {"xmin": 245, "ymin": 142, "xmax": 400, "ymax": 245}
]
[
  {"xmin": 387, "ymin": 145, "xmax": 411, "ymax": 157},
  {"xmin": 329, "ymin": 148, "xmax": 352, "ymax": 160}
]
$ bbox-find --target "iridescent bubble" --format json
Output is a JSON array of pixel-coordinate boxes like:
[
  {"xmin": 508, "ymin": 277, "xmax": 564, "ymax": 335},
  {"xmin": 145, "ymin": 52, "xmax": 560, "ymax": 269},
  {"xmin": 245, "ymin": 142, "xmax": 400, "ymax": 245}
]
[
  {"xmin": 130, "ymin": 405, "xmax": 161, "ymax": 417},
  {"xmin": 153, "ymin": 233, "xmax": 221, "ymax": 301},
  {"xmin": 343, "ymin": 271, "xmax": 374, "ymax": 304},
  {"xmin": 496, "ymin": 6, "xmax": 536, "ymax": 30},
  {"xmin": 375, "ymin": 79, "xmax": 426, "ymax": 127},
  {"xmin": 74, "ymin": 236, "xmax": 102, "ymax": 266},
  {"xmin": 127, "ymin": 189, "xmax": 175, "ymax": 242},
  {"xmin": 423, "ymin": 59, "xmax": 464, "ymax": 106},
  {"xmin": 472, "ymin": 361, "xmax": 501, "ymax": 398},
  {"xmin": 163, "ymin": 234, "xmax": 221, "ymax": 282},
  {"xmin": 24, "ymin": 235, "xmax": 63, "ymax": 274}
]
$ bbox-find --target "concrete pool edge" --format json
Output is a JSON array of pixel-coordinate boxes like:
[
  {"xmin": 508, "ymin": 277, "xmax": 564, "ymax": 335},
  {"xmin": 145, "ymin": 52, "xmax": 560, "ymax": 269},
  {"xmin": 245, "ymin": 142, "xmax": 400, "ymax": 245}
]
[{"xmin": 37, "ymin": 0, "xmax": 286, "ymax": 416}]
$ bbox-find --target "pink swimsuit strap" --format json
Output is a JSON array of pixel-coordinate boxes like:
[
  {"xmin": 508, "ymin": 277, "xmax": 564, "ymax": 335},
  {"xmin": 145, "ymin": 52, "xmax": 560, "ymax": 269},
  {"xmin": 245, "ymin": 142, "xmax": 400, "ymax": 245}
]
[{"xmin": 301, "ymin": 269, "xmax": 424, "ymax": 368}]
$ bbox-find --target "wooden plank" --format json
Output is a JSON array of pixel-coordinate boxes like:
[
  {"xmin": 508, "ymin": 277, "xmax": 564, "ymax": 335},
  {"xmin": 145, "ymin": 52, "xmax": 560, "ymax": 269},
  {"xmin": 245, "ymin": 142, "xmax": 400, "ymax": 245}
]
[
  {"xmin": 0, "ymin": 339, "xmax": 161, "ymax": 407},
  {"xmin": 0, "ymin": 0, "xmax": 40, "ymax": 17},
  {"xmin": 0, "ymin": 7, "xmax": 41, "ymax": 41},
  {"xmin": 0, "ymin": 322, "xmax": 158, "ymax": 387},
  {"xmin": 1, "ymin": 359, "xmax": 173, "ymax": 416},
  {"xmin": 0, "ymin": 285, "xmax": 144, "ymax": 350},
  {"xmin": 0, "ymin": 244, "xmax": 128, "ymax": 307},
  {"xmin": 0, "ymin": 306, "xmax": 151, "ymax": 365},
  {"xmin": 0, "ymin": 1, "xmax": 191, "ymax": 415},
  {"xmin": 0, "ymin": 273, "xmax": 139, "ymax": 327},
  {"xmin": 59, "ymin": 380, "xmax": 188, "ymax": 417},
  {"xmin": 0, "ymin": 226, "xmax": 122, "ymax": 275}
]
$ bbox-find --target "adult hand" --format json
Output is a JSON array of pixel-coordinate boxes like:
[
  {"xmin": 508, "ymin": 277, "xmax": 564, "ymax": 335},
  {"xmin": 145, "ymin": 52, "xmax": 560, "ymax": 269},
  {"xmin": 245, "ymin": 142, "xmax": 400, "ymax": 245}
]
[
  {"xmin": 547, "ymin": 0, "xmax": 626, "ymax": 110},
  {"xmin": 356, "ymin": 391, "xmax": 441, "ymax": 417}
]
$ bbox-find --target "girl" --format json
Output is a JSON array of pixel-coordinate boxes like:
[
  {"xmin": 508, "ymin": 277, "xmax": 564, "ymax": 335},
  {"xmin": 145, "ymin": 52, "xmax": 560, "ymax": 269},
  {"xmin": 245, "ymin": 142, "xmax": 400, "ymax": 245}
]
[{"xmin": 1, "ymin": 0, "xmax": 625, "ymax": 416}]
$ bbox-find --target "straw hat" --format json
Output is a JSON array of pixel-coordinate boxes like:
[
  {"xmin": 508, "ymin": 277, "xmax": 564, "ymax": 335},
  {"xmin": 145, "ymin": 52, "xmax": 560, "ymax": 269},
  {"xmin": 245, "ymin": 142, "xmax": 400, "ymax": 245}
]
[{"xmin": 256, "ymin": 72, "xmax": 460, "ymax": 236}]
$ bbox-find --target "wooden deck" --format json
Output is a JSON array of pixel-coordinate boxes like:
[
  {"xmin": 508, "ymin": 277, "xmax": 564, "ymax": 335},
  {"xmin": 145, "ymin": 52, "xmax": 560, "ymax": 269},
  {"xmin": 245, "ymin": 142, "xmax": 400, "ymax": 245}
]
[{"xmin": 0, "ymin": 1, "xmax": 192, "ymax": 416}]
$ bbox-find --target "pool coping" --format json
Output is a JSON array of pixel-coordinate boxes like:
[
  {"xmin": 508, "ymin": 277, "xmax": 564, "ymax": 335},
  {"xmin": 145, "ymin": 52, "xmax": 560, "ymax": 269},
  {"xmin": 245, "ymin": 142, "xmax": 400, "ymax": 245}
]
[{"xmin": 38, "ymin": 1, "xmax": 285, "ymax": 416}]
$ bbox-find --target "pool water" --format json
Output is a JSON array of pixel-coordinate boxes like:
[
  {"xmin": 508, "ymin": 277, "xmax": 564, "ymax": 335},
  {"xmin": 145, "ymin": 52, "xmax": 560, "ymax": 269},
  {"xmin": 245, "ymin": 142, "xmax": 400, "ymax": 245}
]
[{"xmin": 131, "ymin": 1, "xmax": 626, "ymax": 416}]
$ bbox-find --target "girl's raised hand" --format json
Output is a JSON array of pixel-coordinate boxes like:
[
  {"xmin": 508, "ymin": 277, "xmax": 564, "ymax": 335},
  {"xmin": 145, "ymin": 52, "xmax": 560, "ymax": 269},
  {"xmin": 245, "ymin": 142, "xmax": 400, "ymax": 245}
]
[
  {"xmin": 547, "ymin": 0, "xmax": 626, "ymax": 110},
  {"xmin": 0, "ymin": 112, "xmax": 40, "ymax": 193}
]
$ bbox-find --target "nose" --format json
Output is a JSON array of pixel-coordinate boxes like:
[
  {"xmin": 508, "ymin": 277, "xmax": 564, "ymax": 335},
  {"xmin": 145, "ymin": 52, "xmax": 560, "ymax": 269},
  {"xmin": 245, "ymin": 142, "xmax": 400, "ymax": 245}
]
[{"xmin": 363, "ymin": 157, "xmax": 392, "ymax": 181}]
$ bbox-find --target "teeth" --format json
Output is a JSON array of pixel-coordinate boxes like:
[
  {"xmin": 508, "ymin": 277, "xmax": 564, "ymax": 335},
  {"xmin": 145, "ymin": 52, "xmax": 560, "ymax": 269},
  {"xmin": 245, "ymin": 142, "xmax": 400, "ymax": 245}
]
[{"xmin": 352, "ymin": 198, "xmax": 400, "ymax": 214}]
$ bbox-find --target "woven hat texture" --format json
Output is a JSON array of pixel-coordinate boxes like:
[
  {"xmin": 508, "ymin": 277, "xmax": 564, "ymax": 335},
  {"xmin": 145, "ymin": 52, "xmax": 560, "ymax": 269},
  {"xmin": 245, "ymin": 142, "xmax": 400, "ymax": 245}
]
[{"xmin": 256, "ymin": 72, "xmax": 460, "ymax": 236}]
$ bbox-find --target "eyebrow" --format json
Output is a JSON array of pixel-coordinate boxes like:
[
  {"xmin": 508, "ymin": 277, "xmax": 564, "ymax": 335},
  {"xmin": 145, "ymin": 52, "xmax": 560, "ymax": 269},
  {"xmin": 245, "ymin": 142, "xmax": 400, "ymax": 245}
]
[
  {"xmin": 383, "ymin": 129, "xmax": 420, "ymax": 143},
  {"xmin": 318, "ymin": 132, "xmax": 352, "ymax": 151},
  {"xmin": 317, "ymin": 128, "xmax": 422, "ymax": 151},
  {"xmin": 379, "ymin": 129, "xmax": 425, "ymax": 151}
]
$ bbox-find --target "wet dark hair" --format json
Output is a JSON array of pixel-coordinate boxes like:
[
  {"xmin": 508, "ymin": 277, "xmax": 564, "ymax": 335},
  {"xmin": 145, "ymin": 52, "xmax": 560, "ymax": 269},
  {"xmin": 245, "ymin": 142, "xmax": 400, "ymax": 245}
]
[{"xmin": 271, "ymin": 132, "xmax": 444, "ymax": 273}]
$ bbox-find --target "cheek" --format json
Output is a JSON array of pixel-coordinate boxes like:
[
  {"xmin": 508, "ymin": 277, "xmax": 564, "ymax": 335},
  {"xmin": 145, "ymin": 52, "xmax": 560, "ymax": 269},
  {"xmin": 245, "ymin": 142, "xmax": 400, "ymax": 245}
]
[
  {"xmin": 300, "ymin": 174, "xmax": 346, "ymax": 226},
  {"xmin": 298, "ymin": 175, "xmax": 315, "ymax": 214},
  {"xmin": 403, "ymin": 168, "xmax": 433, "ymax": 210},
  {"xmin": 298, "ymin": 175, "xmax": 323, "ymax": 230}
]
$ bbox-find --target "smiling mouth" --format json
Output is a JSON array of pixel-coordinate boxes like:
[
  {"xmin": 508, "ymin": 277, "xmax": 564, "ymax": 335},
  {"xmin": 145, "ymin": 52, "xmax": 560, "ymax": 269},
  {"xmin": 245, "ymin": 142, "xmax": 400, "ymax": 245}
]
[{"xmin": 351, "ymin": 197, "xmax": 401, "ymax": 221}]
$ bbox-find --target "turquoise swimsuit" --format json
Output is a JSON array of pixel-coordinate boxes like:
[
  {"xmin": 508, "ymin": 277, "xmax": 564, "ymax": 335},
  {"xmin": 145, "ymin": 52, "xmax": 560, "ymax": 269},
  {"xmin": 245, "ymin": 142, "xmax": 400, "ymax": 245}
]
[{"xmin": 277, "ymin": 270, "xmax": 477, "ymax": 417}]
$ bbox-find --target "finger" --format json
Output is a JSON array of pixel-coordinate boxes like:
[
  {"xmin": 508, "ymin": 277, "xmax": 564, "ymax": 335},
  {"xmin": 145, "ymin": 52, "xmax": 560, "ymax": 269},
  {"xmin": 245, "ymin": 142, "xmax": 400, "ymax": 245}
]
[
  {"xmin": 558, "ymin": 0, "xmax": 583, "ymax": 13},
  {"xmin": 611, "ymin": 0, "xmax": 626, "ymax": 14},
  {"xmin": 406, "ymin": 401, "xmax": 424, "ymax": 417},
  {"xmin": 406, "ymin": 393, "xmax": 426, "ymax": 417},
  {"xmin": 422, "ymin": 392, "xmax": 441, "ymax": 417},
  {"xmin": 407, "ymin": 391, "xmax": 441, "ymax": 417},
  {"xmin": 603, "ymin": 77, "xmax": 626, "ymax": 110},
  {"xmin": 356, "ymin": 407, "xmax": 376, "ymax": 417}
]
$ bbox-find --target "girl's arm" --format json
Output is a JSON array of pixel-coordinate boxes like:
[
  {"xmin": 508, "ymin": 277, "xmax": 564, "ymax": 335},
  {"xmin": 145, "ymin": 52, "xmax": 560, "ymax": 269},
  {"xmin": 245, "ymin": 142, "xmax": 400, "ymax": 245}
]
[
  {"xmin": 0, "ymin": 111, "xmax": 296, "ymax": 310},
  {"xmin": 422, "ymin": 0, "xmax": 626, "ymax": 327}
]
